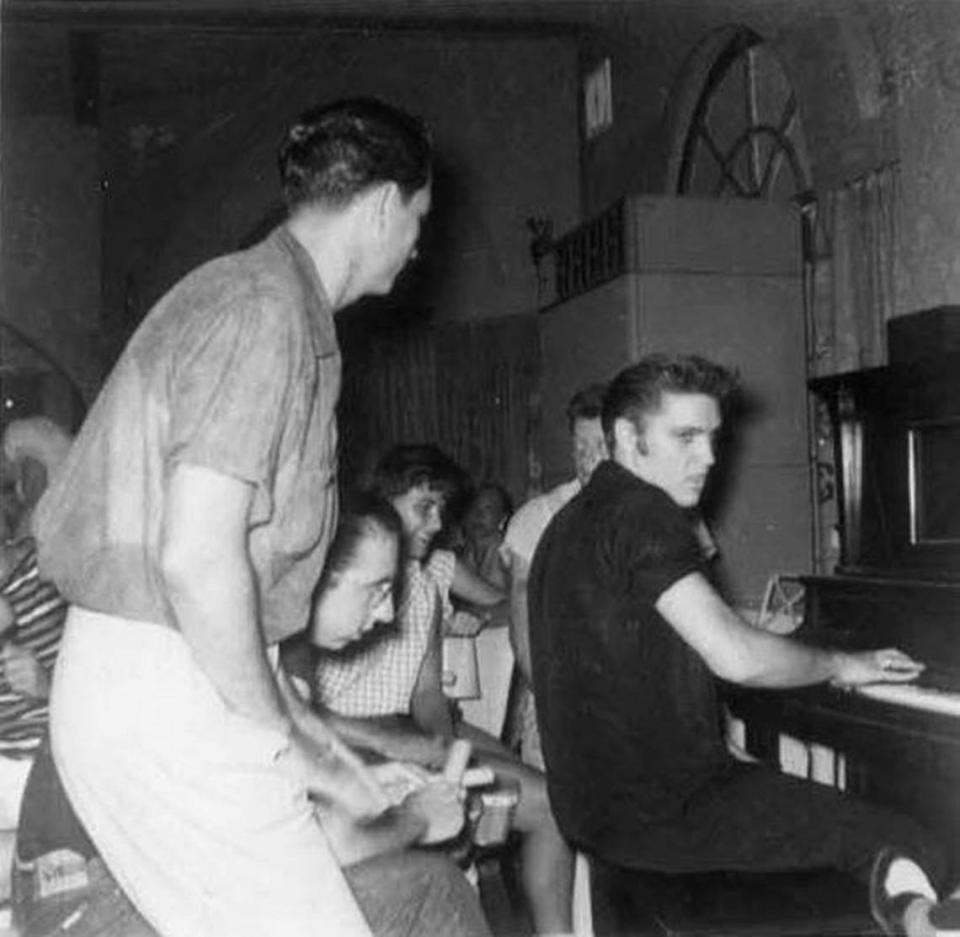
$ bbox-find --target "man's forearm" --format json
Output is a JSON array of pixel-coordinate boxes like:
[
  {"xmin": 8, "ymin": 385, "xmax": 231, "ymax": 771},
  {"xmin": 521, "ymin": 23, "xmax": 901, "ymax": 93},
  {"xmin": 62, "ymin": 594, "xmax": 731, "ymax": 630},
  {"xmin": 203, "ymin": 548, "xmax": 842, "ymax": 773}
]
[
  {"xmin": 733, "ymin": 631, "xmax": 843, "ymax": 688},
  {"xmin": 411, "ymin": 688, "xmax": 455, "ymax": 740},
  {"xmin": 313, "ymin": 709, "xmax": 432, "ymax": 762},
  {"xmin": 508, "ymin": 574, "xmax": 533, "ymax": 682},
  {"xmin": 279, "ymin": 667, "xmax": 394, "ymax": 761},
  {"xmin": 163, "ymin": 552, "xmax": 290, "ymax": 733},
  {"xmin": 161, "ymin": 464, "xmax": 291, "ymax": 733},
  {"xmin": 321, "ymin": 805, "xmax": 428, "ymax": 867}
]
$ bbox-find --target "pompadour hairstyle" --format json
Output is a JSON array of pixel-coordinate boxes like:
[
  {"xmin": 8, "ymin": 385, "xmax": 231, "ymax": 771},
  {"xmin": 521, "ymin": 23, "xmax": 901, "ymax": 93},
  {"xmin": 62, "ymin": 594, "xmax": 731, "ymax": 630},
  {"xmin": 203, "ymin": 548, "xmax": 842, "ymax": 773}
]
[{"xmin": 601, "ymin": 353, "xmax": 739, "ymax": 445}]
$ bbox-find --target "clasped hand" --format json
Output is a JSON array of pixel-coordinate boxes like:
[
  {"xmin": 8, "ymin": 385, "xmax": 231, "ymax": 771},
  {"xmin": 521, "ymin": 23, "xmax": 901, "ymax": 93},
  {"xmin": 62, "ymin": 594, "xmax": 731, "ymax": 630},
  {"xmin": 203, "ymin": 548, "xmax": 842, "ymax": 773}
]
[
  {"xmin": 371, "ymin": 760, "xmax": 466, "ymax": 845},
  {"xmin": 401, "ymin": 777, "xmax": 466, "ymax": 845}
]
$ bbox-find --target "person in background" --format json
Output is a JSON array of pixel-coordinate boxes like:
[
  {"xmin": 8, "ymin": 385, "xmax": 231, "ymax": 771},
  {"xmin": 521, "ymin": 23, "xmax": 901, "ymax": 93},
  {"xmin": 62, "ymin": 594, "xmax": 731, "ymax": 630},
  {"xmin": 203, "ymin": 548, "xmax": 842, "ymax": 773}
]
[
  {"xmin": 32, "ymin": 97, "xmax": 440, "ymax": 937},
  {"xmin": 447, "ymin": 482, "xmax": 513, "ymax": 751},
  {"xmin": 529, "ymin": 353, "xmax": 945, "ymax": 903},
  {"xmin": 457, "ymin": 482, "xmax": 512, "ymax": 594},
  {"xmin": 12, "ymin": 492, "xmax": 490, "ymax": 937},
  {"xmin": 0, "ymin": 417, "xmax": 73, "ymax": 901},
  {"xmin": 2, "ymin": 418, "xmax": 73, "ymax": 545},
  {"xmin": 313, "ymin": 444, "xmax": 574, "ymax": 937},
  {"xmin": 500, "ymin": 382, "xmax": 606, "ymax": 769}
]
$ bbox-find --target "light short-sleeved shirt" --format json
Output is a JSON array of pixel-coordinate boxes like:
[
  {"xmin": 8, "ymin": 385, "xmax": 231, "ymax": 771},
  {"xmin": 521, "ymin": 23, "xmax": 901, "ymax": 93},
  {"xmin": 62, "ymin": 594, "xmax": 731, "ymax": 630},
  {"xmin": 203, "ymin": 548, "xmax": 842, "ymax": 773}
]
[
  {"xmin": 501, "ymin": 479, "xmax": 581, "ymax": 567},
  {"xmin": 315, "ymin": 550, "xmax": 456, "ymax": 717},
  {"xmin": 35, "ymin": 227, "xmax": 340, "ymax": 644}
]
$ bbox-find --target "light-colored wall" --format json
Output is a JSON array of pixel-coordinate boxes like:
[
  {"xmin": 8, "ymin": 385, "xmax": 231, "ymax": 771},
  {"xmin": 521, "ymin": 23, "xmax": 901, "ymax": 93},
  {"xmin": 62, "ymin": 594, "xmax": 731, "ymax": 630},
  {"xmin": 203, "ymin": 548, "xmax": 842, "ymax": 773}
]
[
  {"xmin": 6, "ymin": 3, "xmax": 960, "ymax": 396},
  {"xmin": 577, "ymin": 2, "xmax": 960, "ymax": 317},
  {"xmin": 888, "ymin": 3, "xmax": 960, "ymax": 313}
]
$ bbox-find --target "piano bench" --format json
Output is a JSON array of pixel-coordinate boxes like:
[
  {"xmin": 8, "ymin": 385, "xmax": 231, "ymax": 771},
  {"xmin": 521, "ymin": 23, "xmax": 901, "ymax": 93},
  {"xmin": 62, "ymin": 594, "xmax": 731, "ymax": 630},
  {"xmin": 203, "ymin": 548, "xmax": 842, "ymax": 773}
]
[{"xmin": 587, "ymin": 861, "xmax": 883, "ymax": 937}]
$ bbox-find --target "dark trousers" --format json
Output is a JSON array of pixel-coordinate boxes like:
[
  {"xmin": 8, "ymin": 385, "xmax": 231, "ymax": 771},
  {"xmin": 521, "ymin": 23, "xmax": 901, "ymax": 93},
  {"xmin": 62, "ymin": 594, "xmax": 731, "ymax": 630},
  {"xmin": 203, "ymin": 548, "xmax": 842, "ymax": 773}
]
[
  {"xmin": 594, "ymin": 762, "xmax": 946, "ymax": 887},
  {"xmin": 14, "ymin": 851, "xmax": 491, "ymax": 937}
]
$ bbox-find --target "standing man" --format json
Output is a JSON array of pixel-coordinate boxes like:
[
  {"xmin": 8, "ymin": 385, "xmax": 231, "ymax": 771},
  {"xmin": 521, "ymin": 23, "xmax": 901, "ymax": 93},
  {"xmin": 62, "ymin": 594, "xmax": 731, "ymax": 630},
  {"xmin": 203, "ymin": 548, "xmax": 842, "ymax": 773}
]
[
  {"xmin": 34, "ymin": 98, "xmax": 434, "ymax": 937},
  {"xmin": 529, "ymin": 354, "xmax": 944, "ymax": 891},
  {"xmin": 14, "ymin": 492, "xmax": 490, "ymax": 937},
  {"xmin": 500, "ymin": 382, "xmax": 606, "ymax": 769}
]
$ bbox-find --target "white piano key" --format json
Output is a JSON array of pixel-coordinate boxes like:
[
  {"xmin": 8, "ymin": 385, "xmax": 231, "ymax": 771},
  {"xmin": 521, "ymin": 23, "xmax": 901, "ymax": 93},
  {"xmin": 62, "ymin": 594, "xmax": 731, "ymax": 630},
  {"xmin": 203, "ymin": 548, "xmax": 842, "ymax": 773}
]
[
  {"xmin": 809, "ymin": 743, "xmax": 837, "ymax": 786},
  {"xmin": 854, "ymin": 682, "xmax": 960, "ymax": 718},
  {"xmin": 778, "ymin": 733, "xmax": 810, "ymax": 778}
]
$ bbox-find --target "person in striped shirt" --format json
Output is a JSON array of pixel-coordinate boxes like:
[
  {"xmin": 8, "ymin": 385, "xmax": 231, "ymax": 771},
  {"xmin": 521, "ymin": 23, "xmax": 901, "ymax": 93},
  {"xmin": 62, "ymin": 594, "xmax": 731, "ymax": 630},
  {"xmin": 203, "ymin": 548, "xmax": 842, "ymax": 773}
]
[{"xmin": 0, "ymin": 416, "xmax": 72, "ymax": 898}]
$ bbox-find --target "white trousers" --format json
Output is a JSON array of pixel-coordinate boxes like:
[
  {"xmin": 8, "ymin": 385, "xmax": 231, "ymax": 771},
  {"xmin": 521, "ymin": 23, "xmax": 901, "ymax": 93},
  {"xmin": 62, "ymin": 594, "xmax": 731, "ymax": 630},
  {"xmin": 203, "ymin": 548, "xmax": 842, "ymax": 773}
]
[
  {"xmin": 0, "ymin": 755, "xmax": 32, "ymax": 830},
  {"xmin": 51, "ymin": 607, "xmax": 372, "ymax": 937}
]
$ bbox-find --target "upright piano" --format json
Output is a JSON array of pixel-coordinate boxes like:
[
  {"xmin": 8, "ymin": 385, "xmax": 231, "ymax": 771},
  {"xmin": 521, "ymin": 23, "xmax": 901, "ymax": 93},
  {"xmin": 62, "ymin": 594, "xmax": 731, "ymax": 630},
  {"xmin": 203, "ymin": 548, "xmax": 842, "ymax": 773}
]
[{"xmin": 729, "ymin": 346, "xmax": 960, "ymax": 877}]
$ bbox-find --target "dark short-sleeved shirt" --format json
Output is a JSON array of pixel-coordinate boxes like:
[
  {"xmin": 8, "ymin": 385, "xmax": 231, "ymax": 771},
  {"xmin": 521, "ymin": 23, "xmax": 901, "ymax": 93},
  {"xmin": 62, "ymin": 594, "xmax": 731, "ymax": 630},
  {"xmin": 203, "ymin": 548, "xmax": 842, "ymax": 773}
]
[
  {"xmin": 528, "ymin": 460, "xmax": 731, "ymax": 865},
  {"xmin": 35, "ymin": 227, "xmax": 340, "ymax": 644}
]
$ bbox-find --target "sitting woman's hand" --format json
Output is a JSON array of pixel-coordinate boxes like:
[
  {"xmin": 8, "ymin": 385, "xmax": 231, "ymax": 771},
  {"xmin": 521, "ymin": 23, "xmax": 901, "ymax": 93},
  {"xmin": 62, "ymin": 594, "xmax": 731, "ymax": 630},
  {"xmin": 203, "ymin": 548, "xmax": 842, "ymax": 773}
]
[
  {"xmin": 402, "ymin": 779, "xmax": 465, "ymax": 846},
  {"xmin": 2, "ymin": 643, "xmax": 50, "ymax": 699},
  {"xmin": 445, "ymin": 610, "xmax": 484, "ymax": 637}
]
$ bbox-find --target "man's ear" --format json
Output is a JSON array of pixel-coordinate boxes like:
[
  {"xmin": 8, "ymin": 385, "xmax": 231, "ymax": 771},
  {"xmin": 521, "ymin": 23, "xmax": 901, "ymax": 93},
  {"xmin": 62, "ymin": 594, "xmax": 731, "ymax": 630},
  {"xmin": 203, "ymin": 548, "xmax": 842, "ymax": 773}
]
[
  {"xmin": 367, "ymin": 181, "xmax": 397, "ymax": 230},
  {"xmin": 348, "ymin": 181, "xmax": 390, "ymax": 237},
  {"xmin": 612, "ymin": 417, "xmax": 638, "ymax": 458}
]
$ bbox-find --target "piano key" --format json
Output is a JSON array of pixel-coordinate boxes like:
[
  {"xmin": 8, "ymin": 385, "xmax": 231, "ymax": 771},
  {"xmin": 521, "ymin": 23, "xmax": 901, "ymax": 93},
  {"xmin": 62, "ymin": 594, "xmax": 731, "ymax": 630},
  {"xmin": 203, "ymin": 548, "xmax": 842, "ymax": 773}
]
[
  {"xmin": 853, "ymin": 682, "xmax": 960, "ymax": 718},
  {"xmin": 915, "ymin": 665, "xmax": 960, "ymax": 693}
]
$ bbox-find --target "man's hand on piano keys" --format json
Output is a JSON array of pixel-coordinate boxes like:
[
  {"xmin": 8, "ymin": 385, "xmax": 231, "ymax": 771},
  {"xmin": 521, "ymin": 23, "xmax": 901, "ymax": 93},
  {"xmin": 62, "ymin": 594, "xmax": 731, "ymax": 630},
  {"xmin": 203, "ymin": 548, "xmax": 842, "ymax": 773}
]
[{"xmin": 830, "ymin": 648, "xmax": 925, "ymax": 687}]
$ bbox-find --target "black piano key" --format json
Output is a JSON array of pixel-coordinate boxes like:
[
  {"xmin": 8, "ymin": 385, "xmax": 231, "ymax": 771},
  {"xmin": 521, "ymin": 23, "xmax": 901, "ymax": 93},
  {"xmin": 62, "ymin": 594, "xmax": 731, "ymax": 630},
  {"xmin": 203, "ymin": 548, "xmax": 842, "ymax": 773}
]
[{"xmin": 914, "ymin": 665, "xmax": 960, "ymax": 693}]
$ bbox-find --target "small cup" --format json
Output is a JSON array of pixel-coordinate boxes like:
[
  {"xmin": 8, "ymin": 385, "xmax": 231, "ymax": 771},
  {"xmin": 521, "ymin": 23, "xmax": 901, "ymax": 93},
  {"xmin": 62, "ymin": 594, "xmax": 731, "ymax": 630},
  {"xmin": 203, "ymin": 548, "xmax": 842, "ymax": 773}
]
[{"xmin": 471, "ymin": 777, "xmax": 520, "ymax": 847}]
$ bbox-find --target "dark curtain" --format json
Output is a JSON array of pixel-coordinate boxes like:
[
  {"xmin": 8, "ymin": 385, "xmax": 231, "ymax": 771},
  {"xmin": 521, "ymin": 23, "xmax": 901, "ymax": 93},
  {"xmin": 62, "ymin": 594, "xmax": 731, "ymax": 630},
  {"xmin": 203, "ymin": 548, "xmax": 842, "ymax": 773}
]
[{"xmin": 337, "ymin": 311, "xmax": 539, "ymax": 505}]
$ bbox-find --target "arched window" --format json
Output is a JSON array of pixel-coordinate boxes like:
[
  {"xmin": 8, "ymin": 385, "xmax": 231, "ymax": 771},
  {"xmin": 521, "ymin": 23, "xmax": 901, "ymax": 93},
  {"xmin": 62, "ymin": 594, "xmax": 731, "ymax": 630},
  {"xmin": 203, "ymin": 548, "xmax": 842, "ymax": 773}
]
[{"xmin": 669, "ymin": 27, "xmax": 812, "ymax": 203}]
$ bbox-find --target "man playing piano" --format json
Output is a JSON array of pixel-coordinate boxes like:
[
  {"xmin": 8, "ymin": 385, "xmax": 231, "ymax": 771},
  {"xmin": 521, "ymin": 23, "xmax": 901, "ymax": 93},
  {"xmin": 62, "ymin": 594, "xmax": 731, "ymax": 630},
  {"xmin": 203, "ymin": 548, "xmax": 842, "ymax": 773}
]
[{"xmin": 528, "ymin": 353, "xmax": 946, "ymax": 921}]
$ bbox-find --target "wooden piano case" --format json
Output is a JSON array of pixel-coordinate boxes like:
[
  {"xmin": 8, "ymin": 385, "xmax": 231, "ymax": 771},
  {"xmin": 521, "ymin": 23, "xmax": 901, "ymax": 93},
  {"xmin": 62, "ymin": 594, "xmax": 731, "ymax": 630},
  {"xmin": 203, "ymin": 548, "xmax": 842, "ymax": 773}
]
[{"xmin": 729, "ymin": 348, "xmax": 960, "ymax": 879}]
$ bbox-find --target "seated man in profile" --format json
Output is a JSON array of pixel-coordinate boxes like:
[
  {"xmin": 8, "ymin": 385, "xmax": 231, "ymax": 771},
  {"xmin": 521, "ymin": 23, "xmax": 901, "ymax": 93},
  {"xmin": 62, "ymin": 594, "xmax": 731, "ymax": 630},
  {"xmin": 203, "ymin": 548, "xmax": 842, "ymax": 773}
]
[
  {"xmin": 528, "ymin": 354, "xmax": 945, "ymax": 908},
  {"xmin": 312, "ymin": 444, "xmax": 574, "ymax": 937},
  {"xmin": 12, "ymin": 492, "xmax": 491, "ymax": 937}
]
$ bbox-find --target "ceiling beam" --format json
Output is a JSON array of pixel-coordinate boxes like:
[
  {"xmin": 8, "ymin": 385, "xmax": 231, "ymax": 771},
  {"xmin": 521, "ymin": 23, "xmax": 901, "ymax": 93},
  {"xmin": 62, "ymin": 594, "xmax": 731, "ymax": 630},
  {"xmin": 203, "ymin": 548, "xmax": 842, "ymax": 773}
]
[{"xmin": 2, "ymin": 0, "xmax": 591, "ymax": 35}]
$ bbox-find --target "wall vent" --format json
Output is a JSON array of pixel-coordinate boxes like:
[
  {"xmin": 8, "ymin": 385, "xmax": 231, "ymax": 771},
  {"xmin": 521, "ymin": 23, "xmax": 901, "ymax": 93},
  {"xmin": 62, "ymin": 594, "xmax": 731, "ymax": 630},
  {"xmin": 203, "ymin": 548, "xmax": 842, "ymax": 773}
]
[{"xmin": 541, "ymin": 199, "xmax": 627, "ymax": 309}]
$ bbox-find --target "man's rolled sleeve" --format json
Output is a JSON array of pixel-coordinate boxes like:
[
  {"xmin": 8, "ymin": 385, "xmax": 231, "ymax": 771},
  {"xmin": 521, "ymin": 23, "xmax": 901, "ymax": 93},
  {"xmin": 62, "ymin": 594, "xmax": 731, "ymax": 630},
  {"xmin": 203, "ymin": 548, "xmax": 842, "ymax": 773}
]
[{"xmin": 168, "ymin": 295, "xmax": 295, "ymax": 498}]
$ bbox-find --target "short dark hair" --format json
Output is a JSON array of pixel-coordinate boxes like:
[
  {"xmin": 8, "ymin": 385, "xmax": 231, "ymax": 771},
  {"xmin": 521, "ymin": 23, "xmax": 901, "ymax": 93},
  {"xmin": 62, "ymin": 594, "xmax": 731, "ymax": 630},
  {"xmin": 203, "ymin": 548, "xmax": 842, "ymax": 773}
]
[
  {"xmin": 565, "ymin": 382, "xmax": 606, "ymax": 432},
  {"xmin": 317, "ymin": 490, "xmax": 402, "ymax": 593},
  {"xmin": 468, "ymin": 482, "xmax": 513, "ymax": 521},
  {"xmin": 371, "ymin": 444, "xmax": 466, "ymax": 503},
  {"xmin": 602, "ymin": 354, "xmax": 739, "ymax": 446},
  {"xmin": 278, "ymin": 97, "xmax": 433, "ymax": 212}
]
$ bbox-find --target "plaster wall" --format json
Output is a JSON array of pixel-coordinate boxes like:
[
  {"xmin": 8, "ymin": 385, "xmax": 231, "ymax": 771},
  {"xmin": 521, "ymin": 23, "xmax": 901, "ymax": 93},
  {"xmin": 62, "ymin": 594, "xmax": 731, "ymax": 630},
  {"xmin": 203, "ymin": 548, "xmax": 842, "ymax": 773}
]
[
  {"xmin": 98, "ymin": 30, "xmax": 580, "ymax": 355},
  {"xmin": 576, "ymin": 3, "xmax": 907, "ymax": 208},
  {"xmin": 886, "ymin": 2, "xmax": 960, "ymax": 314},
  {"xmin": 576, "ymin": 2, "xmax": 960, "ymax": 318}
]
